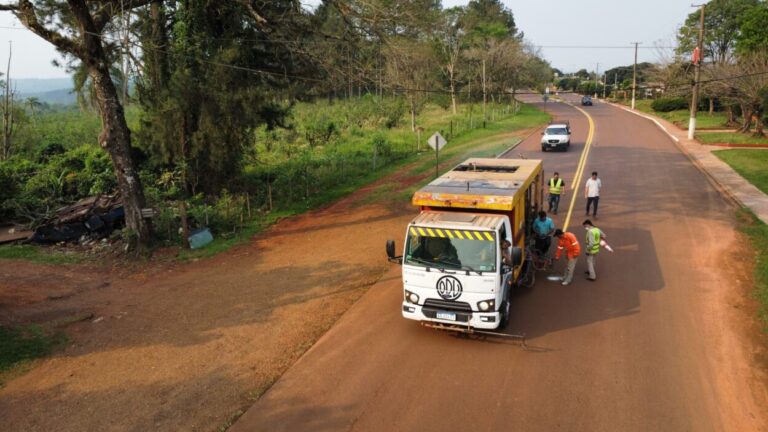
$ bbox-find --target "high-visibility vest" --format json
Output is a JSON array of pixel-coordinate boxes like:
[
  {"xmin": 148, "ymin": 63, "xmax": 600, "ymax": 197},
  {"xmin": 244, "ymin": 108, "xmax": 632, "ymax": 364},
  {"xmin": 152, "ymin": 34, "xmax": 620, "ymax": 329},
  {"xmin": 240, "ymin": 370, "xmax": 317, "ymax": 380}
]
[
  {"xmin": 549, "ymin": 178, "xmax": 564, "ymax": 195},
  {"xmin": 586, "ymin": 227, "xmax": 601, "ymax": 254}
]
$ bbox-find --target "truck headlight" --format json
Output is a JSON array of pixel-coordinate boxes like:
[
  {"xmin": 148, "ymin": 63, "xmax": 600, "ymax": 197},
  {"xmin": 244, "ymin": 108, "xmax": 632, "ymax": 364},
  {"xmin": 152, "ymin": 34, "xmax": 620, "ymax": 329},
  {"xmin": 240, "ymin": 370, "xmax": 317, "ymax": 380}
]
[
  {"xmin": 405, "ymin": 290, "xmax": 419, "ymax": 304},
  {"xmin": 477, "ymin": 299, "xmax": 495, "ymax": 312}
]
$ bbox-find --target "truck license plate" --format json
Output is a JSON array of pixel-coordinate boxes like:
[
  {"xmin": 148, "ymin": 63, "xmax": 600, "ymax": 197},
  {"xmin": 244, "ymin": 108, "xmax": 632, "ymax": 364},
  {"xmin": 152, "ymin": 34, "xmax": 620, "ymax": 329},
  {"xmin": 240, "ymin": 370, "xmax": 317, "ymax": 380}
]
[
  {"xmin": 436, "ymin": 311, "xmax": 456, "ymax": 321},
  {"xmin": 550, "ymin": 143, "xmax": 558, "ymax": 147}
]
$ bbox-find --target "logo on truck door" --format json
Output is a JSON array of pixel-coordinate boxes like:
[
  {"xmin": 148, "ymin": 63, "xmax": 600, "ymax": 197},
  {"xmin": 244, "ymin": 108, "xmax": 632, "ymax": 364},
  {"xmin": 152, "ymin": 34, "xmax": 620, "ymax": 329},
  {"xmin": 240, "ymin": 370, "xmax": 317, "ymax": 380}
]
[{"xmin": 436, "ymin": 276, "xmax": 463, "ymax": 300}]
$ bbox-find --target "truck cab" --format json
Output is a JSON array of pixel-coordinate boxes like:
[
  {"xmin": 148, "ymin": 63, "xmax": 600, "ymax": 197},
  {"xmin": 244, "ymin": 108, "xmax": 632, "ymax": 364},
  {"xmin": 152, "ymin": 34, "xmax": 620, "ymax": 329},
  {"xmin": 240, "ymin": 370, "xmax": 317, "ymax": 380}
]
[{"xmin": 388, "ymin": 158, "xmax": 544, "ymax": 331}]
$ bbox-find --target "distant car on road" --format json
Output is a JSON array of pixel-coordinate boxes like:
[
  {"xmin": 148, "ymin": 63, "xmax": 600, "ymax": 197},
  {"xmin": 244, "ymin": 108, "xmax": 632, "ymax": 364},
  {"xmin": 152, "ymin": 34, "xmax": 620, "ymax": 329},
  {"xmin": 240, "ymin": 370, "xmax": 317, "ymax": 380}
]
[
  {"xmin": 581, "ymin": 96, "xmax": 593, "ymax": 106},
  {"xmin": 541, "ymin": 121, "xmax": 571, "ymax": 152}
]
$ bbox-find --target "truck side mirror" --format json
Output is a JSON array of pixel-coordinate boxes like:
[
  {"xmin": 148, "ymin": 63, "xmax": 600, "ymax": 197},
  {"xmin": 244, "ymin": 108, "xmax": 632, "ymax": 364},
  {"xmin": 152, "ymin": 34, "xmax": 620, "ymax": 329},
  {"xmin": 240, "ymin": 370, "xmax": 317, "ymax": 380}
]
[
  {"xmin": 386, "ymin": 240, "xmax": 402, "ymax": 264},
  {"xmin": 511, "ymin": 247, "xmax": 523, "ymax": 267}
]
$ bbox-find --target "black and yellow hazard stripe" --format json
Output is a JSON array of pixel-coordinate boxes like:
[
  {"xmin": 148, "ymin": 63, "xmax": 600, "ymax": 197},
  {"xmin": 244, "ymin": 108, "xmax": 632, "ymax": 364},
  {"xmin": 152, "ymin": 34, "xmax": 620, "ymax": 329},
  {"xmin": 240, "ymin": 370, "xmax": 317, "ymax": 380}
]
[{"xmin": 409, "ymin": 226, "xmax": 495, "ymax": 241}]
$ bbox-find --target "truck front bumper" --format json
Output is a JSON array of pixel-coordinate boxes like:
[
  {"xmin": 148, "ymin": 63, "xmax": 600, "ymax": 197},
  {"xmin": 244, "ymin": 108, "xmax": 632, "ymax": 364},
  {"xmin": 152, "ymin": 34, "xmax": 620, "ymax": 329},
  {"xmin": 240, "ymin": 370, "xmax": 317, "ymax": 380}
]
[{"xmin": 402, "ymin": 302, "xmax": 501, "ymax": 330}]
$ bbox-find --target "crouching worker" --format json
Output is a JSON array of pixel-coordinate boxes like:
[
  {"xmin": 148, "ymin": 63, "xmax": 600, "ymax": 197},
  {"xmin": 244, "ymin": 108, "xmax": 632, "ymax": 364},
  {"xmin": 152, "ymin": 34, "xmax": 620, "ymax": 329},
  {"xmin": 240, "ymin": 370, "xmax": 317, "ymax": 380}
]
[{"xmin": 554, "ymin": 229, "xmax": 581, "ymax": 286}]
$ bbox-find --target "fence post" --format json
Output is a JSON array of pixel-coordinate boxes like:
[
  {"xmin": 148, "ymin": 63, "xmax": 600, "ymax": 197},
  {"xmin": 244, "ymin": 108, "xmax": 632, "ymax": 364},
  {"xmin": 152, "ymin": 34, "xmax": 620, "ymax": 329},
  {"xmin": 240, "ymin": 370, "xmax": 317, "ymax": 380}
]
[{"xmin": 179, "ymin": 201, "xmax": 190, "ymax": 249}]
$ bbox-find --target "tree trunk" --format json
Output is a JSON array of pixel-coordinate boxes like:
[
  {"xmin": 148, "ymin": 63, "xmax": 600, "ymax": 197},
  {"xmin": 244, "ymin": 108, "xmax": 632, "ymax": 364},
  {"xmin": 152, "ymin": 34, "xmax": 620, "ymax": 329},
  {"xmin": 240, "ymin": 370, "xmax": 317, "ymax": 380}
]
[
  {"xmin": 708, "ymin": 98, "xmax": 714, "ymax": 114},
  {"xmin": 739, "ymin": 104, "xmax": 753, "ymax": 133},
  {"xmin": 449, "ymin": 67, "xmax": 457, "ymax": 115},
  {"xmin": 410, "ymin": 96, "xmax": 416, "ymax": 132},
  {"xmin": 90, "ymin": 63, "xmax": 151, "ymax": 249}
]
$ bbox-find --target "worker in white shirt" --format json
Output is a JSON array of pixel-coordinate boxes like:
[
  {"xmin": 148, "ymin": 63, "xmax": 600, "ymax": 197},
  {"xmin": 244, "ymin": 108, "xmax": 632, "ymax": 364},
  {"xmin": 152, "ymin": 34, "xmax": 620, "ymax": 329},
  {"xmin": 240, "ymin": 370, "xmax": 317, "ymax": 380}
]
[{"xmin": 584, "ymin": 171, "xmax": 602, "ymax": 218}]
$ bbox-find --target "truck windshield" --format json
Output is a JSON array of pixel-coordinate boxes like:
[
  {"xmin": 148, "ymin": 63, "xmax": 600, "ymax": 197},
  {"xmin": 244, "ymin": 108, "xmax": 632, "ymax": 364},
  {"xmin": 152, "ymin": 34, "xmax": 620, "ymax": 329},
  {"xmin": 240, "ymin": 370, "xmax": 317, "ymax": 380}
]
[
  {"xmin": 404, "ymin": 227, "xmax": 496, "ymax": 272},
  {"xmin": 546, "ymin": 127, "xmax": 568, "ymax": 135}
]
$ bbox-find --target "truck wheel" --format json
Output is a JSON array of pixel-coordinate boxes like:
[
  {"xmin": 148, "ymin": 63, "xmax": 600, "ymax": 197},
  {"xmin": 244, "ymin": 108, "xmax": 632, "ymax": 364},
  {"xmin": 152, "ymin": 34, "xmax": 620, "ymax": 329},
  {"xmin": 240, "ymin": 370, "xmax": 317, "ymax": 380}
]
[{"xmin": 541, "ymin": 146, "xmax": 547, "ymax": 152}]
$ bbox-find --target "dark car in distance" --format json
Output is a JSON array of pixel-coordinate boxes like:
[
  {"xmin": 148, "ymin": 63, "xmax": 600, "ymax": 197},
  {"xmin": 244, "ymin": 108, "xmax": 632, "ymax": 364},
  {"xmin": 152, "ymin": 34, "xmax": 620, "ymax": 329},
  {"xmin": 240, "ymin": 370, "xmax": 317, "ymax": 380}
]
[{"xmin": 581, "ymin": 96, "xmax": 593, "ymax": 106}]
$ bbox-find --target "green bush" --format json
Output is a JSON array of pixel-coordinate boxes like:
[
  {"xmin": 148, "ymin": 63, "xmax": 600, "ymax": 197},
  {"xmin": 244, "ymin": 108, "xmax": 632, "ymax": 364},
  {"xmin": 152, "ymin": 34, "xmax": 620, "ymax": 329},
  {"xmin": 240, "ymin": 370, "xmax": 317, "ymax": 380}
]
[{"xmin": 651, "ymin": 97, "xmax": 689, "ymax": 112}]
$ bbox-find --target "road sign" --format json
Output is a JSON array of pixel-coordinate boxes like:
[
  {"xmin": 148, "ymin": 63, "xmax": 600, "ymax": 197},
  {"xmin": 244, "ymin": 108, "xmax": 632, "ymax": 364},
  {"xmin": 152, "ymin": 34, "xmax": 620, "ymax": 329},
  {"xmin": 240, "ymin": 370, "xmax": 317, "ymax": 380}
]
[{"xmin": 427, "ymin": 132, "xmax": 447, "ymax": 151}]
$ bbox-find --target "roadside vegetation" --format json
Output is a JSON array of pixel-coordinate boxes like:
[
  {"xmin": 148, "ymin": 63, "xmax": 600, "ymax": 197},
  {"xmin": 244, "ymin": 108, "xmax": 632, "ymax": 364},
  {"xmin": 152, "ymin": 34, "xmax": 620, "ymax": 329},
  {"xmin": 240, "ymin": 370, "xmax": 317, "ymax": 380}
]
[
  {"xmin": 0, "ymin": 0, "xmax": 554, "ymax": 255},
  {"xmin": 736, "ymin": 210, "xmax": 768, "ymax": 327},
  {"xmin": 713, "ymin": 149, "xmax": 768, "ymax": 194},
  {"xmin": 697, "ymin": 132, "xmax": 768, "ymax": 146}
]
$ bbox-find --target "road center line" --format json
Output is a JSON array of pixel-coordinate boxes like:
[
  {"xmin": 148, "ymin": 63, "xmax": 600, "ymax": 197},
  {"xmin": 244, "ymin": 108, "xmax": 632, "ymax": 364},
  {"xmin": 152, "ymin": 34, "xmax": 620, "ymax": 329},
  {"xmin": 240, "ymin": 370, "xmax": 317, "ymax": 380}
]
[{"xmin": 562, "ymin": 103, "xmax": 596, "ymax": 230}]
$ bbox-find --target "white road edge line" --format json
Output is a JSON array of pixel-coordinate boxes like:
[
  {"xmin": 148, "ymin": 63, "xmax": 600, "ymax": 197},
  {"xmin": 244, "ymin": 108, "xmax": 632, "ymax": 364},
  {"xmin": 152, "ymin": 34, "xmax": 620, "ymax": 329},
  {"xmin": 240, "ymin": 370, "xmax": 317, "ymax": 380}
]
[{"xmin": 615, "ymin": 104, "xmax": 679, "ymax": 142}]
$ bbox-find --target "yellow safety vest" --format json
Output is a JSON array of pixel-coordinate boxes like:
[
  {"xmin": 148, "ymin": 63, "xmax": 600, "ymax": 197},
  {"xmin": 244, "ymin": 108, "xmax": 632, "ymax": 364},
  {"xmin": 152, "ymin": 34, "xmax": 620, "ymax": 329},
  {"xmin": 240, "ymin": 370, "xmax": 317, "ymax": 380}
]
[{"xmin": 549, "ymin": 178, "xmax": 564, "ymax": 195}]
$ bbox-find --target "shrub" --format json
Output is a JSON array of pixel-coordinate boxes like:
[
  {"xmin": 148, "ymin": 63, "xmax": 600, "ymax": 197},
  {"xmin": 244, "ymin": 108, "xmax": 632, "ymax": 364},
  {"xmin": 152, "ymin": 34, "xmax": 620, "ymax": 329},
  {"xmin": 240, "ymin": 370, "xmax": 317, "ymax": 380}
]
[{"xmin": 651, "ymin": 97, "xmax": 688, "ymax": 112}]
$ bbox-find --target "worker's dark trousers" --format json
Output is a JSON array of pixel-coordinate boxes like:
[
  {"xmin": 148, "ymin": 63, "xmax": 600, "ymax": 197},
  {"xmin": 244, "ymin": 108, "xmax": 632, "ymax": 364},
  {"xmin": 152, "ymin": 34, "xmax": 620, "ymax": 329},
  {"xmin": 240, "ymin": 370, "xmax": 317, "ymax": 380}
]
[
  {"xmin": 586, "ymin": 196, "xmax": 599, "ymax": 216},
  {"xmin": 548, "ymin": 194, "xmax": 561, "ymax": 213}
]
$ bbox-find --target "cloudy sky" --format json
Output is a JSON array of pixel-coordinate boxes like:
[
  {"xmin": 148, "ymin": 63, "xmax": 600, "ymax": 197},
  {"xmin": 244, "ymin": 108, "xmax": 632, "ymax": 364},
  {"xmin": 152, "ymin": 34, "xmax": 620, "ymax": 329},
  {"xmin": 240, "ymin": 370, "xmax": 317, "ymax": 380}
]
[{"xmin": 0, "ymin": 0, "xmax": 697, "ymax": 79}]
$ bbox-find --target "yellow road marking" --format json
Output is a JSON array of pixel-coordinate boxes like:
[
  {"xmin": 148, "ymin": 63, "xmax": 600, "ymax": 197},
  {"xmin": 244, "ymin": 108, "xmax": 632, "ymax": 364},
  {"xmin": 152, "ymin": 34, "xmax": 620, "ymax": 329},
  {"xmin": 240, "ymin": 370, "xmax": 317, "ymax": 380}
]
[{"xmin": 562, "ymin": 103, "xmax": 596, "ymax": 230}]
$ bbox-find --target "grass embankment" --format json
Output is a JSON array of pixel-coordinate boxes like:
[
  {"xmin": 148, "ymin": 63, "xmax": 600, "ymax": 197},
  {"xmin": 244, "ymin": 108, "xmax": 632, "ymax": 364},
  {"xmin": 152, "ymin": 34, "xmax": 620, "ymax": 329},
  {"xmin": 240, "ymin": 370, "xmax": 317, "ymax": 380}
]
[
  {"xmin": 697, "ymin": 132, "xmax": 768, "ymax": 145},
  {"xmin": 184, "ymin": 103, "xmax": 549, "ymax": 259},
  {"xmin": 0, "ymin": 244, "xmax": 81, "ymax": 265},
  {"xmin": 735, "ymin": 210, "xmax": 768, "ymax": 327},
  {"xmin": 619, "ymin": 99, "xmax": 728, "ymax": 130},
  {"xmin": 0, "ymin": 325, "xmax": 67, "ymax": 387},
  {"xmin": 714, "ymin": 149, "xmax": 768, "ymax": 326},
  {"xmin": 714, "ymin": 149, "xmax": 768, "ymax": 193}
]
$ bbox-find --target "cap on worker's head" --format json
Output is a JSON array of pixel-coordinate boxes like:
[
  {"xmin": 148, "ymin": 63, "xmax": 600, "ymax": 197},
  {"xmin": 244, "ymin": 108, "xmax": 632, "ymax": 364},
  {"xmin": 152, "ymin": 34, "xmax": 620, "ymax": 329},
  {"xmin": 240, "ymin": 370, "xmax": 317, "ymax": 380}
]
[
  {"xmin": 583, "ymin": 219, "xmax": 593, "ymax": 226},
  {"xmin": 554, "ymin": 229, "xmax": 564, "ymax": 237}
]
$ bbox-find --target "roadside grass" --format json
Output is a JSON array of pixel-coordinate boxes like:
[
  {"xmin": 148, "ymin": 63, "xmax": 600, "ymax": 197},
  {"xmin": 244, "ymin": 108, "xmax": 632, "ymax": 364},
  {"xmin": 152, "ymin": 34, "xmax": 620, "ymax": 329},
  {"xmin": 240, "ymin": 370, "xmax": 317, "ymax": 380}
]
[
  {"xmin": 180, "ymin": 103, "xmax": 547, "ymax": 258},
  {"xmin": 0, "ymin": 324, "xmax": 68, "ymax": 387},
  {"xmin": 713, "ymin": 149, "xmax": 768, "ymax": 194},
  {"xmin": 0, "ymin": 244, "xmax": 81, "ymax": 265},
  {"xmin": 618, "ymin": 99, "xmax": 729, "ymax": 129},
  {"xmin": 697, "ymin": 132, "xmax": 768, "ymax": 145},
  {"xmin": 736, "ymin": 209, "xmax": 768, "ymax": 327}
]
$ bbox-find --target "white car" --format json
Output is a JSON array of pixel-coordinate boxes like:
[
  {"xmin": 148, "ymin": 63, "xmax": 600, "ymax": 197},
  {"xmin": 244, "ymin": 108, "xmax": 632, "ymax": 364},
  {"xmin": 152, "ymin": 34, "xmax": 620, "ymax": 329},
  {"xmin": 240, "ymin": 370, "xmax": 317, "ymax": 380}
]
[{"xmin": 540, "ymin": 122, "xmax": 571, "ymax": 152}]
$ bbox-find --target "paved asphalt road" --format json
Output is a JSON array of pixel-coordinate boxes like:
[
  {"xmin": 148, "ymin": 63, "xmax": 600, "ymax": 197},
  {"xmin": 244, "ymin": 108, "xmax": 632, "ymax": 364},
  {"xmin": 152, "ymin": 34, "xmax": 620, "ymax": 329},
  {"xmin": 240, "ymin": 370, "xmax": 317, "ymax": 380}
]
[{"xmin": 231, "ymin": 95, "xmax": 766, "ymax": 432}]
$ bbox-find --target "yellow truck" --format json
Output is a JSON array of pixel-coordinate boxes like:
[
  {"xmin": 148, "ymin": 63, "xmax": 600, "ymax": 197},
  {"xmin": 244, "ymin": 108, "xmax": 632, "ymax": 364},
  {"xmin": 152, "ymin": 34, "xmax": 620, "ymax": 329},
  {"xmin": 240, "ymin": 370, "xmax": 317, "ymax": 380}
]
[{"xmin": 387, "ymin": 158, "xmax": 544, "ymax": 330}]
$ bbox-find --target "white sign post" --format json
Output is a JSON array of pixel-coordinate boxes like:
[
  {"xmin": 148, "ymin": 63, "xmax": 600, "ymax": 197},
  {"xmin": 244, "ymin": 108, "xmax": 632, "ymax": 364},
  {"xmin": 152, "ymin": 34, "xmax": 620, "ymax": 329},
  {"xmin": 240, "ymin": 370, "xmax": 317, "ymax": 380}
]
[{"xmin": 427, "ymin": 132, "xmax": 448, "ymax": 178}]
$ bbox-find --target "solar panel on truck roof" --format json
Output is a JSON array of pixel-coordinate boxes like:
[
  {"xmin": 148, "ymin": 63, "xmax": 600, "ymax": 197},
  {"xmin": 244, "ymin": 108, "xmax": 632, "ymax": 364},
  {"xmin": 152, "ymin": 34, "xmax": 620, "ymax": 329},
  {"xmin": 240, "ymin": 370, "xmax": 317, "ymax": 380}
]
[{"xmin": 411, "ymin": 158, "xmax": 542, "ymax": 211}]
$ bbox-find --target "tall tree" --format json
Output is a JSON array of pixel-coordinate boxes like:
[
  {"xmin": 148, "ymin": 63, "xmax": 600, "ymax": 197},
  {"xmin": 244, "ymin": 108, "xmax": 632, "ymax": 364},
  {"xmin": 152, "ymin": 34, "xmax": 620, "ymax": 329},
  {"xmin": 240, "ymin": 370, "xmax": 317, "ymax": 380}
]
[
  {"xmin": 0, "ymin": 0, "xmax": 153, "ymax": 249},
  {"xmin": 676, "ymin": 0, "xmax": 758, "ymax": 64}
]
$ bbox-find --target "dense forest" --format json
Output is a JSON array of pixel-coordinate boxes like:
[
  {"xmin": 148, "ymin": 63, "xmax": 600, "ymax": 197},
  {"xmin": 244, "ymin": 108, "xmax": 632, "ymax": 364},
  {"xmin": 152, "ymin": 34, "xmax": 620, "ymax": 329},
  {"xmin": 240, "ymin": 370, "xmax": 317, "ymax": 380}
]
[{"xmin": 0, "ymin": 0, "xmax": 553, "ymax": 249}]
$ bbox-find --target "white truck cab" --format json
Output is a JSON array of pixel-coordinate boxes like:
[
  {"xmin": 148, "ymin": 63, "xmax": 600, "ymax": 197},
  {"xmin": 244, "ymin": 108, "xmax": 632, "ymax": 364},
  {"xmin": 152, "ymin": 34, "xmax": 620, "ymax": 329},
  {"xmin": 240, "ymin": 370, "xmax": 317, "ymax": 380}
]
[{"xmin": 387, "ymin": 158, "xmax": 544, "ymax": 332}]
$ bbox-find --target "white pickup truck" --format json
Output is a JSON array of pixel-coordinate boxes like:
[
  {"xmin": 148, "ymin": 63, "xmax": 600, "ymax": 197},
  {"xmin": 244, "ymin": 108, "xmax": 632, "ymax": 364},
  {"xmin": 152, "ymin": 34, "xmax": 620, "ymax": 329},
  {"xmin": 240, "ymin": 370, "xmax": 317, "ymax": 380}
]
[{"xmin": 540, "ymin": 121, "xmax": 571, "ymax": 152}]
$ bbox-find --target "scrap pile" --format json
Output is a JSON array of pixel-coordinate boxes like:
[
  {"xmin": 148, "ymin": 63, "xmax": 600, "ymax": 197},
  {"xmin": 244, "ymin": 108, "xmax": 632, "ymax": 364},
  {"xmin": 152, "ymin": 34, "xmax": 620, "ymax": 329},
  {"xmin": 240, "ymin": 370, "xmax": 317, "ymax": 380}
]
[{"xmin": 31, "ymin": 195, "xmax": 125, "ymax": 244}]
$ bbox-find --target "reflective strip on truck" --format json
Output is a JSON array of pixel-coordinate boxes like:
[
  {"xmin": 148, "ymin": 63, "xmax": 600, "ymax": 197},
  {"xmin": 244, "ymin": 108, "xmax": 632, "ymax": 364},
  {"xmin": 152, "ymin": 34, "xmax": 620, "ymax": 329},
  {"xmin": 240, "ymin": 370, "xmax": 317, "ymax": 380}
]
[{"xmin": 409, "ymin": 226, "xmax": 495, "ymax": 241}]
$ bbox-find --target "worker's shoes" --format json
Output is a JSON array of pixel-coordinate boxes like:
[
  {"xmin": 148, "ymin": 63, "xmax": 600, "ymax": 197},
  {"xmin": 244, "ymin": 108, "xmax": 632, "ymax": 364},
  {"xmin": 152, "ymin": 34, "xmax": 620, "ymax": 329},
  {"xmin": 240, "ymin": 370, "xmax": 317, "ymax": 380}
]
[
  {"xmin": 561, "ymin": 281, "xmax": 570, "ymax": 286},
  {"xmin": 586, "ymin": 277, "xmax": 596, "ymax": 282}
]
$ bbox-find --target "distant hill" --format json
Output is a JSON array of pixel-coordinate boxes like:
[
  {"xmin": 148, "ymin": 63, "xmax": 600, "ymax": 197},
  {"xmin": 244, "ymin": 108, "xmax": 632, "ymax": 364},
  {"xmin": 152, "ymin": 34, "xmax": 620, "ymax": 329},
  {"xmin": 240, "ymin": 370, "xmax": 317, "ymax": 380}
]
[
  {"xmin": 21, "ymin": 88, "xmax": 77, "ymax": 105},
  {"xmin": 11, "ymin": 77, "xmax": 76, "ymax": 106}
]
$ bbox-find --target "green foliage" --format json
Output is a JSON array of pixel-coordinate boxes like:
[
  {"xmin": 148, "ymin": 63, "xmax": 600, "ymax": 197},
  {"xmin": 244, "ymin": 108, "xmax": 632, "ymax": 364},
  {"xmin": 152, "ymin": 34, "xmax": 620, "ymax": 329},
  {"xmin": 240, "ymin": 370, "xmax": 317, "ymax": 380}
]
[
  {"xmin": 651, "ymin": 97, "xmax": 689, "ymax": 112},
  {"xmin": 676, "ymin": 0, "xmax": 759, "ymax": 63},
  {"xmin": 0, "ymin": 325, "xmax": 67, "ymax": 373},
  {"xmin": 737, "ymin": 4, "xmax": 768, "ymax": 55}
]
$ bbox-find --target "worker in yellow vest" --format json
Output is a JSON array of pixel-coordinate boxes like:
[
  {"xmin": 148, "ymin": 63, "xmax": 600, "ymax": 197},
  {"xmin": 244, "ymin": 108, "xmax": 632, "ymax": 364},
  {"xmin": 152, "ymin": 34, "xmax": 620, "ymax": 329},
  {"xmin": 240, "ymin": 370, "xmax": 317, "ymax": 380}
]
[
  {"xmin": 548, "ymin": 172, "xmax": 566, "ymax": 215},
  {"xmin": 582, "ymin": 219, "xmax": 605, "ymax": 281}
]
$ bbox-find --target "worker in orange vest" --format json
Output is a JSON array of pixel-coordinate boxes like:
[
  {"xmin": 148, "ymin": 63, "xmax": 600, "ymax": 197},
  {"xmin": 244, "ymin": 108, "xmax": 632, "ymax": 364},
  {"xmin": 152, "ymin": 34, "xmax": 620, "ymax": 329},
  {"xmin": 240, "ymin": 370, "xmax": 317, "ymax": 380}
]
[{"xmin": 554, "ymin": 229, "xmax": 581, "ymax": 286}]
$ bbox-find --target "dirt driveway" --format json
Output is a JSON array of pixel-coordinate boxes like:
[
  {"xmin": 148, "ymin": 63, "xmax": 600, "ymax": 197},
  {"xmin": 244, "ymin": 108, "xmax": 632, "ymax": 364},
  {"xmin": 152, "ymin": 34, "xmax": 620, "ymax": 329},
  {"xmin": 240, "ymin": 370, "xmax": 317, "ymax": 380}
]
[{"xmin": 0, "ymin": 130, "xmax": 529, "ymax": 431}]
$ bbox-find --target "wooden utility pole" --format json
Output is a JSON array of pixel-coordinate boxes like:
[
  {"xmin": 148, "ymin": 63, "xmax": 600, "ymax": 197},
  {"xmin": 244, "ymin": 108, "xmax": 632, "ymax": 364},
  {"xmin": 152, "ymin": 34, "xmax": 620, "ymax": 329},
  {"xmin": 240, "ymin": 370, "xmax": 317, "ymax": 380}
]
[
  {"xmin": 2, "ymin": 41, "xmax": 13, "ymax": 161},
  {"xmin": 631, "ymin": 42, "xmax": 641, "ymax": 109},
  {"xmin": 688, "ymin": 4, "xmax": 705, "ymax": 140}
]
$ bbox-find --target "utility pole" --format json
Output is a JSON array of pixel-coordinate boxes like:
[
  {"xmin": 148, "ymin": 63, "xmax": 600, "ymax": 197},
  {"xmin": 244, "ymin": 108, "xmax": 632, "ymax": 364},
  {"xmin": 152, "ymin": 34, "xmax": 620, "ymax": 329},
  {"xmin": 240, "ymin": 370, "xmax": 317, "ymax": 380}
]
[
  {"xmin": 630, "ymin": 42, "xmax": 641, "ymax": 109},
  {"xmin": 602, "ymin": 73, "xmax": 607, "ymax": 99},
  {"xmin": 688, "ymin": 4, "xmax": 706, "ymax": 140},
  {"xmin": 595, "ymin": 62, "xmax": 600, "ymax": 98},
  {"xmin": 614, "ymin": 72, "xmax": 618, "ymax": 99}
]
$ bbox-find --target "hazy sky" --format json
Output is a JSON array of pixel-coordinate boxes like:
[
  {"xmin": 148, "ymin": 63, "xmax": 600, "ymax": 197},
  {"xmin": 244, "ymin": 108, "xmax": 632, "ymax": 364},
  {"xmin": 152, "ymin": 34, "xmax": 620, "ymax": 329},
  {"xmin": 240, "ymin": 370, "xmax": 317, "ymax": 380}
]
[{"xmin": 0, "ymin": 1, "xmax": 698, "ymax": 79}]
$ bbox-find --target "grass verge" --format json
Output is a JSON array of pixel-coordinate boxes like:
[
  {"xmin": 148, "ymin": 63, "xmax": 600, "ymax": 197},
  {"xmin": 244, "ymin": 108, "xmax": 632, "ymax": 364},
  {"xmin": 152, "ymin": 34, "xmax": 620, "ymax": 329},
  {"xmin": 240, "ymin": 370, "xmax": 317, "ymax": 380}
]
[
  {"xmin": 713, "ymin": 149, "xmax": 768, "ymax": 194},
  {"xmin": 0, "ymin": 244, "xmax": 81, "ymax": 265},
  {"xmin": 735, "ymin": 209, "xmax": 768, "ymax": 327},
  {"xmin": 0, "ymin": 325, "xmax": 68, "ymax": 387},
  {"xmin": 697, "ymin": 132, "xmax": 768, "ymax": 145},
  {"xmin": 618, "ymin": 99, "xmax": 728, "ymax": 129}
]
